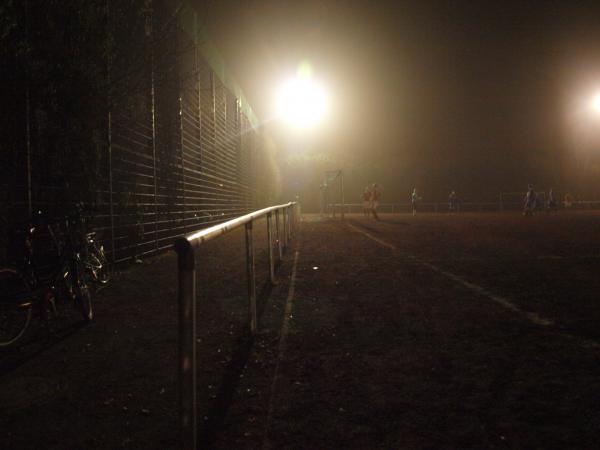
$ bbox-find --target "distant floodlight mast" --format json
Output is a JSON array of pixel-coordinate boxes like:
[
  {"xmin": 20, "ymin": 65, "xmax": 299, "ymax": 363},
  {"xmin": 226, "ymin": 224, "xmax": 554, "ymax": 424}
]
[{"xmin": 277, "ymin": 72, "xmax": 328, "ymax": 128}]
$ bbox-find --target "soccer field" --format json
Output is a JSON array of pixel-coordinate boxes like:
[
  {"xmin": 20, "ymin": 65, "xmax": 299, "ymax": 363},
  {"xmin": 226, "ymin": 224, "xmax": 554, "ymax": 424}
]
[
  {"xmin": 276, "ymin": 211, "xmax": 600, "ymax": 448},
  {"xmin": 1, "ymin": 211, "xmax": 598, "ymax": 449},
  {"xmin": 346, "ymin": 210, "xmax": 600, "ymax": 343}
]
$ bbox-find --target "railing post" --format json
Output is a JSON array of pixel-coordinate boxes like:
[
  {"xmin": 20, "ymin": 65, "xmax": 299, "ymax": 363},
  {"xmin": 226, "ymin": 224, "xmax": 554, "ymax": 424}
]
[
  {"xmin": 267, "ymin": 212, "xmax": 276, "ymax": 284},
  {"xmin": 245, "ymin": 221, "xmax": 257, "ymax": 334},
  {"xmin": 294, "ymin": 204, "xmax": 298, "ymax": 234},
  {"xmin": 341, "ymin": 171, "xmax": 345, "ymax": 221},
  {"xmin": 287, "ymin": 207, "xmax": 291, "ymax": 243},
  {"xmin": 275, "ymin": 210, "xmax": 282, "ymax": 260},
  {"xmin": 174, "ymin": 238, "xmax": 197, "ymax": 450},
  {"xmin": 282, "ymin": 208, "xmax": 288, "ymax": 250}
]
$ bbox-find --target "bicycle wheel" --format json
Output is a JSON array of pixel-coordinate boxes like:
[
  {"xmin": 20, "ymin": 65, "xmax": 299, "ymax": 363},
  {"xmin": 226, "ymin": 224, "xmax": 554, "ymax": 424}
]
[
  {"xmin": 90, "ymin": 243, "xmax": 110, "ymax": 285},
  {"xmin": 0, "ymin": 268, "xmax": 34, "ymax": 348}
]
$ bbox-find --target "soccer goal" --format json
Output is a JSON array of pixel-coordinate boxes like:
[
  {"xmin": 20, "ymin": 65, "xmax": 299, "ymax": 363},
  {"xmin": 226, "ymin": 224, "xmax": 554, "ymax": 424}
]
[
  {"xmin": 320, "ymin": 170, "xmax": 344, "ymax": 219},
  {"xmin": 499, "ymin": 191, "xmax": 546, "ymax": 211}
]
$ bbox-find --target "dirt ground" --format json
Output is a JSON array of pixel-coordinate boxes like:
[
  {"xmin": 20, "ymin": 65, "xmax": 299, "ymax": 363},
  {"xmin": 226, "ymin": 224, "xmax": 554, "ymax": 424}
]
[{"xmin": 1, "ymin": 212, "xmax": 599, "ymax": 449}]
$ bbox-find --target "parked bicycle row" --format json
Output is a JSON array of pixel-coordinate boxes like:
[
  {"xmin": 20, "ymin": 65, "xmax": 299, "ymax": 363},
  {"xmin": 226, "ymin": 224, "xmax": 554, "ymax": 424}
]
[{"xmin": 0, "ymin": 204, "xmax": 109, "ymax": 348}]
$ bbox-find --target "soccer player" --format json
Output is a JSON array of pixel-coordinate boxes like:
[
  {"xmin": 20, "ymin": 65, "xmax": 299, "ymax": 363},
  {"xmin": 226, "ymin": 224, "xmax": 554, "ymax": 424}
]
[
  {"xmin": 371, "ymin": 183, "xmax": 381, "ymax": 220},
  {"xmin": 448, "ymin": 190, "xmax": 458, "ymax": 213},
  {"xmin": 362, "ymin": 186, "xmax": 371, "ymax": 217},
  {"xmin": 411, "ymin": 188, "xmax": 420, "ymax": 216},
  {"xmin": 547, "ymin": 188, "xmax": 558, "ymax": 213},
  {"xmin": 523, "ymin": 184, "xmax": 537, "ymax": 216}
]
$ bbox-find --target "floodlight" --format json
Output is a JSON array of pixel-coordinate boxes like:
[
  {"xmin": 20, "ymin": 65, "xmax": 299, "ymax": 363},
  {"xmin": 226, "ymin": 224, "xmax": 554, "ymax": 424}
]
[
  {"xmin": 277, "ymin": 76, "xmax": 328, "ymax": 128},
  {"xmin": 593, "ymin": 93, "xmax": 600, "ymax": 113}
]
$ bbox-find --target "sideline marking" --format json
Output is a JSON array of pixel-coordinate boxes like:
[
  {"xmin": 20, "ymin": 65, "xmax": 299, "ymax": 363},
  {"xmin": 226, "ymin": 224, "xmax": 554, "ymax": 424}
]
[
  {"xmin": 263, "ymin": 248, "xmax": 300, "ymax": 448},
  {"xmin": 420, "ymin": 262, "xmax": 553, "ymax": 326},
  {"xmin": 413, "ymin": 254, "xmax": 600, "ymax": 263},
  {"xmin": 347, "ymin": 222, "xmax": 600, "ymax": 349}
]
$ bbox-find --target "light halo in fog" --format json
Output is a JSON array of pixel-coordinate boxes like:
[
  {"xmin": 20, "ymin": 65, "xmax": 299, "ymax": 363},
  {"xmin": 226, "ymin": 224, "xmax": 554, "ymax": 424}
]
[
  {"xmin": 593, "ymin": 93, "xmax": 600, "ymax": 112},
  {"xmin": 276, "ymin": 76, "xmax": 328, "ymax": 128}
]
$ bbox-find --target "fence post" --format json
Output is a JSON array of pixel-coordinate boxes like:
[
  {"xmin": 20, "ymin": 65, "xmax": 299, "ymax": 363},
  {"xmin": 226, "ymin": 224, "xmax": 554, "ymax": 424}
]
[
  {"xmin": 178, "ymin": 25, "xmax": 187, "ymax": 234},
  {"xmin": 105, "ymin": 0, "xmax": 115, "ymax": 262},
  {"xmin": 174, "ymin": 238, "xmax": 197, "ymax": 450},
  {"xmin": 267, "ymin": 212, "xmax": 275, "ymax": 284},
  {"xmin": 245, "ymin": 221, "xmax": 257, "ymax": 334},
  {"xmin": 150, "ymin": 12, "xmax": 159, "ymax": 252},
  {"xmin": 107, "ymin": 109, "xmax": 115, "ymax": 262},
  {"xmin": 194, "ymin": 12, "xmax": 203, "ymax": 222},
  {"xmin": 24, "ymin": 0, "xmax": 33, "ymax": 216}
]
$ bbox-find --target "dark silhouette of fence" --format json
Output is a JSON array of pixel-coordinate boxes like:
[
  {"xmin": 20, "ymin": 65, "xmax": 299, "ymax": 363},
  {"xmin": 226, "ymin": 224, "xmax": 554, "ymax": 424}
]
[{"xmin": 0, "ymin": 0, "xmax": 279, "ymax": 264}]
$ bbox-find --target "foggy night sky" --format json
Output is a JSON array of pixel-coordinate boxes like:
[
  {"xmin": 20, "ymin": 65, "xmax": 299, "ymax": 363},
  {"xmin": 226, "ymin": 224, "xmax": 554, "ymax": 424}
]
[{"xmin": 200, "ymin": 0, "xmax": 600, "ymax": 202}]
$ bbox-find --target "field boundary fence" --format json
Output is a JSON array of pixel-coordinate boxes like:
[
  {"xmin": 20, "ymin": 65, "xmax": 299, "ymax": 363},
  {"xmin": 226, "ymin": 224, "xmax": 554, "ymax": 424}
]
[
  {"xmin": 331, "ymin": 200, "xmax": 600, "ymax": 215},
  {"xmin": 1, "ymin": 1, "xmax": 281, "ymax": 267},
  {"xmin": 173, "ymin": 201, "xmax": 299, "ymax": 450}
]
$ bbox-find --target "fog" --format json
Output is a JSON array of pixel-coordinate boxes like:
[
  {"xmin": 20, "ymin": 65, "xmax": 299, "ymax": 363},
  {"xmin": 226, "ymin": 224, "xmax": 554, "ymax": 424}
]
[{"xmin": 201, "ymin": 0, "xmax": 600, "ymax": 210}]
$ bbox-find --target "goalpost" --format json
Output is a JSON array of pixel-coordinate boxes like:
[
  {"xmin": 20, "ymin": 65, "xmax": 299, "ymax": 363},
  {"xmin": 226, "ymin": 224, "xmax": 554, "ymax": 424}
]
[{"xmin": 321, "ymin": 170, "xmax": 344, "ymax": 220}]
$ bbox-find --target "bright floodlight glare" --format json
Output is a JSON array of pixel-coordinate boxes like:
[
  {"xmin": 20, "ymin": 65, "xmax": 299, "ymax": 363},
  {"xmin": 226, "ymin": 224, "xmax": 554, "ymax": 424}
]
[
  {"xmin": 593, "ymin": 93, "xmax": 600, "ymax": 112},
  {"xmin": 277, "ymin": 77, "xmax": 328, "ymax": 128}
]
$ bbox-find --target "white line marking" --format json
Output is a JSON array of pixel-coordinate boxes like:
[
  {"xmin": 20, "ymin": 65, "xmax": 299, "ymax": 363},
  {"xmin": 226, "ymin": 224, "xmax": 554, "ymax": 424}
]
[
  {"xmin": 347, "ymin": 222, "xmax": 600, "ymax": 348},
  {"xmin": 263, "ymin": 249, "xmax": 300, "ymax": 449},
  {"xmin": 411, "ymin": 255, "xmax": 600, "ymax": 263},
  {"xmin": 420, "ymin": 262, "xmax": 553, "ymax": 326},
  {"xmin": 347, "ymin": 224, "xmax": 397, "ymax": 251}
]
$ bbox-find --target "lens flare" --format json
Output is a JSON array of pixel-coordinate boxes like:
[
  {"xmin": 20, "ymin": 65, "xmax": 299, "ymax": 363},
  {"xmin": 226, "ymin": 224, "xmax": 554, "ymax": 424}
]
[{"xmin": 277, "ymin": 77, "xmax": 328, "ymax": 128}]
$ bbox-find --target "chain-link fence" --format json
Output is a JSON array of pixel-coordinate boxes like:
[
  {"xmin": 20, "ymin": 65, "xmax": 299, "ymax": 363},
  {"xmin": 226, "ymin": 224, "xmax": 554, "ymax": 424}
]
[{"xmin": 1, "ymin": 0, "xmax": 279, "ymax": 264}]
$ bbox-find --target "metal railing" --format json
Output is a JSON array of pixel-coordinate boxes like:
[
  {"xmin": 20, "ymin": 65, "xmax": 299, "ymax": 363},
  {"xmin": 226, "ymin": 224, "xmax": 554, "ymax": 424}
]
[{"xmin": 173, "ymin": 201, "xmax": 299, "ymax": 450}]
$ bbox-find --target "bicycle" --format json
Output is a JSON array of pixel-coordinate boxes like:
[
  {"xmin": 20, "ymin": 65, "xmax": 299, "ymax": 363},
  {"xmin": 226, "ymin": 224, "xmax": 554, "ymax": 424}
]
[
  {"xmin": 69, "ymin": 203, "xmax": 110, "ymax": 286},
  {"xmin": 84, "ymin": 231, "xmax": 110, "ymax": 285},
  {"xmin": 0, "ymin": 211, "xmax": 94, "ymax": 348}
]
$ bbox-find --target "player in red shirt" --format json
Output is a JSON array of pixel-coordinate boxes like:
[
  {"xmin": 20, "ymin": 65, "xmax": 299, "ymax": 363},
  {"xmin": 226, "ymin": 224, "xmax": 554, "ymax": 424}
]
[
  {"xmin": 362, "ymin": 186, "xmax": 371, "ymax": 217},
  {"xmin": 371, "ymin": 183, "xmax": 381, "ymax": 220}
]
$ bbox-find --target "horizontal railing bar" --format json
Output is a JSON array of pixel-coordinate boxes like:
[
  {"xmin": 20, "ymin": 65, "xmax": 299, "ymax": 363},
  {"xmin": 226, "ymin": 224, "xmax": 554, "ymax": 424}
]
[{"xmin": 177, "ymin": 202, "xmax": 294, "ymax": 250}]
